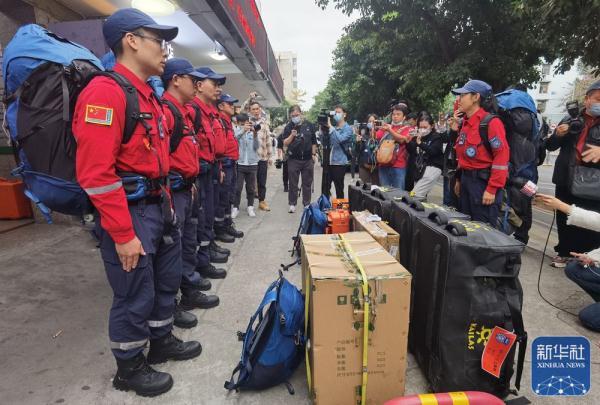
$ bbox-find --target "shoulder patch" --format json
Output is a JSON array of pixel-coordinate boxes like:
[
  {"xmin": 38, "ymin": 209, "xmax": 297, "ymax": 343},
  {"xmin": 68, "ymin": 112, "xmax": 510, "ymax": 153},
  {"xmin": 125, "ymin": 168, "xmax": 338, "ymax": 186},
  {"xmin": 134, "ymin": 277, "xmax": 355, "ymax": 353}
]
[
  {"xmin": 85, "ymin": 105, "xmax": 113, "ymax": 126},
  {"xmin": 490, "ymin": 136, "xmax": 503, "ymax": 149}
]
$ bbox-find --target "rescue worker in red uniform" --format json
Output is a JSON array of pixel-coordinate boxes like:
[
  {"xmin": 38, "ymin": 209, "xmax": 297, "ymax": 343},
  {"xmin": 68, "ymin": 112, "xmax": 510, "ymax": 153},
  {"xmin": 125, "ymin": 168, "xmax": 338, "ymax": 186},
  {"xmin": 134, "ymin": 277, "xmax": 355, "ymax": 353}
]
[
  {"xmin": 188, "ymin": 69, "xmax": 229, "ymax": 277},
  {"xmin": 451, "ymin": 80, "xmax": 510, "ymax": 226},
  {"xmin": 217, "ymin": 93, "xmax": 245, "ymax": 239},
  {"xmin": 72, "ymin": 9, "xmax": 201, "ymax": 397},
  {"xmin": 160, "ymin": 58, "xmax": 220, "ymax": 318}
]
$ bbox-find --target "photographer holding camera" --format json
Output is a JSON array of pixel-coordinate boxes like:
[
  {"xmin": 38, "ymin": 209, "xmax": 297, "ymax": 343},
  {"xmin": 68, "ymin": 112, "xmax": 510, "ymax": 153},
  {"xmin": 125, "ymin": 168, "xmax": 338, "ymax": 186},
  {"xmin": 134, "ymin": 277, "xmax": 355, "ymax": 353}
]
[
  {"xmin": 281, "ymin": 105, "xmax": 318, "ymax": 212},
  {"xmin": 248, "ymin": 101, "xmax": 273, "ymax": 212},
  {"xmin": 325, "ymin": 105, "xmax": 354, "ymax": 198},
  {"xmin": 356, "ymin": 114, "xmax": 380, "ymax": 185},
  {"xmin": 545, "ymin": 80, "xmax": 600, "ymax": 268}
]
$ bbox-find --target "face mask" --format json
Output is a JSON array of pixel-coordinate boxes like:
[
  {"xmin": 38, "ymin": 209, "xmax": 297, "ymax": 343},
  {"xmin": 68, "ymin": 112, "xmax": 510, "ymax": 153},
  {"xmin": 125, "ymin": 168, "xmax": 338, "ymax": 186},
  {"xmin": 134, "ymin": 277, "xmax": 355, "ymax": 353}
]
[
  {"xmin": 367, "ymin": 123, "xmax": 373, "ymax": 130},
  {"xmin": 589, "ymin": 103, "xmax": 600, "ymax": 117},
  {"xmin": 334, "ymin": 112, "xmax": 343, "ymax": 122},
  {"xmin": 391, "ymin": 121, "xmax": 402, "ymax": 126},
  {"xmin": 291, "ymin": 116, "xmax": 301, "ymax": 125},
  {"xmin": 418, "ymin": 128, "xmax": 431, "ymax": 136}
]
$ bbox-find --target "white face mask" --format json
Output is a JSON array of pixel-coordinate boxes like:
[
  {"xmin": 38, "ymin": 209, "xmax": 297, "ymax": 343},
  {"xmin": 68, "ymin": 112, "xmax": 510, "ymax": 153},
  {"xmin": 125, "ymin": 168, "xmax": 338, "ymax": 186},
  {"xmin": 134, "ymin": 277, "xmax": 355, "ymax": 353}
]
[
  {"xmin": 418, "ymin": 128, "xmax": 431, "ymax": 136},
  {"xmin": 291, "ymin": 116, "xmax": 301, "ymax": 125}
]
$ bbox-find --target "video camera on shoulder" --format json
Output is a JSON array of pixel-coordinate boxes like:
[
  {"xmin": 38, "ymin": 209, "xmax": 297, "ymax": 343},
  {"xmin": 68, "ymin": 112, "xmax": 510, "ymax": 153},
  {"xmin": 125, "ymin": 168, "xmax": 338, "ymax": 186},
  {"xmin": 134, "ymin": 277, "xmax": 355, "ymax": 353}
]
[
  {"xmin": 317, "ymin": 108, "xmax": 335, "ymax": 126},
  {"xmin": 566, "ymin": 100, "xmax": 584, "ymax": 135}
]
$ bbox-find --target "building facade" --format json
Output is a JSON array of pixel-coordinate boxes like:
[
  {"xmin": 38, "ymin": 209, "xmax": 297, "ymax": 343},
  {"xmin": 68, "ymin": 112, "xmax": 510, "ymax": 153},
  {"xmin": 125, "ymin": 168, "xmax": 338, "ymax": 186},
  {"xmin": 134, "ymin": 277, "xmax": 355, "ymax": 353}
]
[
  {"xmin": 275, "ymin": 51, "xmax": 297, "ymax": 101},
  {"xmin": 528, "ymin": 62, "xmax": 580, "ymax": 125}
]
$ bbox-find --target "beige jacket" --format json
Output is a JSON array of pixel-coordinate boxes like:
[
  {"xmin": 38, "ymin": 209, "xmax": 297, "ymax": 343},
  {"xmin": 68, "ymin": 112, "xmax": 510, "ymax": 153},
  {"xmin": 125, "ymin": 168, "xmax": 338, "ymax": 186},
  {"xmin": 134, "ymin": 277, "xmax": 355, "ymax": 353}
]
[{"xmin": 252, "ymin": 117, "xmax": 273, "ymax": 161}]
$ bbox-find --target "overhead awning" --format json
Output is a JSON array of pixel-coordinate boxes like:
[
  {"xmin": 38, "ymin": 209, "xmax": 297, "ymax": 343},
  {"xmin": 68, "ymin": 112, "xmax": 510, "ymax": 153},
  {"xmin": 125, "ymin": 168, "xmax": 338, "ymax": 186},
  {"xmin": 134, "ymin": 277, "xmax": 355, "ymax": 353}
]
[{"xmin": 47, "ymin": 0, "xmax": 283, "ymax": 106}]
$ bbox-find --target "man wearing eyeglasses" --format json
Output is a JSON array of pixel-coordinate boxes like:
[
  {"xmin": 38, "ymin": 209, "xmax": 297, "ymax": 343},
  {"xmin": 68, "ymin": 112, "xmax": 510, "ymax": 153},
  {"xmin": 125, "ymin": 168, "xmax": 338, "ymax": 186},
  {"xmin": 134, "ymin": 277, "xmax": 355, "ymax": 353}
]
[{"xmin": 72, "ymin": 8, "xmax": 200, "ymax": 397}]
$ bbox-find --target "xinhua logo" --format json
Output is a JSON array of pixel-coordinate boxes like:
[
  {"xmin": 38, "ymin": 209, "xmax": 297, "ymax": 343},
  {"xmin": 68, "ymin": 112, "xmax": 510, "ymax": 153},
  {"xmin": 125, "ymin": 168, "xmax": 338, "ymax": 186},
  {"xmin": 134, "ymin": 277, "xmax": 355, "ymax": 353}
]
[{"xmin": 532, "ymin": 336, "xmax": 591, "ymax": 396}]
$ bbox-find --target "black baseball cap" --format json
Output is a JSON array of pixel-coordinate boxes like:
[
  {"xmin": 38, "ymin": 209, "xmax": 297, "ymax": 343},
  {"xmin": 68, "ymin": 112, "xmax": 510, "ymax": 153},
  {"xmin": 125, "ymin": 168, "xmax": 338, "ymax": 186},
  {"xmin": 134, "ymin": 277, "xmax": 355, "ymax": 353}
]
[{"xmin": 103, "ymin": 8, "xmax": 178, "ymax": 49}]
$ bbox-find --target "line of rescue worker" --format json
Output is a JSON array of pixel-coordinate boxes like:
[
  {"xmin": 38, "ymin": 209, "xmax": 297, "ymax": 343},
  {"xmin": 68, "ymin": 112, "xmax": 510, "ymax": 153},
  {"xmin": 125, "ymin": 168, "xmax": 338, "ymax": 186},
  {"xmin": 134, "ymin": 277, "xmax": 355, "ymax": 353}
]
[{"xmin": 71, "ymin": 8, "xmax": 261, "ymax": 397}]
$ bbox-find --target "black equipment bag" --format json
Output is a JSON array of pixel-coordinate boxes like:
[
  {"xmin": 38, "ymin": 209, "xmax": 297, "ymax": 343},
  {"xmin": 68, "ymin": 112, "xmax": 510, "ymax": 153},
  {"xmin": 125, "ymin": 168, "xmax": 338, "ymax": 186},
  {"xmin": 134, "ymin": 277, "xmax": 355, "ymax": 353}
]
[
  {"xmin": 388, "ymin": 196, "xmax": 469, "ymax": 271},
  {"xmin": 362, "ymin": 187, "xmax": 409, "ymax": 221},
  {"xmin": 410, "ymin": 214, "xmax": 527, "ymax": 398},
  {"xmin": 347, "ymin": 180, "xmax": 371, "ymax": 212}
]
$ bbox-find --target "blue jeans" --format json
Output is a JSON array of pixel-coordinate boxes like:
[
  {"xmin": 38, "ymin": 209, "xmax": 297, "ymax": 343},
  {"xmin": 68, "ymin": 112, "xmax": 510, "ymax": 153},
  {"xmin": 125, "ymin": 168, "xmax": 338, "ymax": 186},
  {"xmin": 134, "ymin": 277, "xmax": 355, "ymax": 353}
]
[
  {"xmin": 379, "ymin": 167, "xmax": 406, "ymax": 190},
  {"xmin": 565, "ymin": 261, "xmax": 600, "ymax": 331}
]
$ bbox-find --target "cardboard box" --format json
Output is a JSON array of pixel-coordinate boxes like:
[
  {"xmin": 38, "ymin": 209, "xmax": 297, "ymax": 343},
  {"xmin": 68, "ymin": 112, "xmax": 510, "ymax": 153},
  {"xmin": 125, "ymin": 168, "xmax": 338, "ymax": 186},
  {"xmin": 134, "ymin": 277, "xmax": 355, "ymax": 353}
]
[
  {"xmin": 352, "ymin": 210, "xmax": 400, "ymax": 262},
  {"xmin": 301, "ymin": 232, "xmax": 411, "ymax": 405}
]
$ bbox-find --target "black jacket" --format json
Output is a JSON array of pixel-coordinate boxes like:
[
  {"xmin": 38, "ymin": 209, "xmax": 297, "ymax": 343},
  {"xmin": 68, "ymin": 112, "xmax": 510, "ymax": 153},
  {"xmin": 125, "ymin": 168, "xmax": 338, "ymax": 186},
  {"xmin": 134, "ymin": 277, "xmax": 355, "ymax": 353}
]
[
  {"xmin": 282, "ymin": 120, "xmax": 317, "ymax": 161},
  {"xmin": 546, "ymin": 113, "xmax": 600, "ymax": 186},
  {"xmin": 407, "ymin": 130, "xmax": 444, "ymax": 170}
]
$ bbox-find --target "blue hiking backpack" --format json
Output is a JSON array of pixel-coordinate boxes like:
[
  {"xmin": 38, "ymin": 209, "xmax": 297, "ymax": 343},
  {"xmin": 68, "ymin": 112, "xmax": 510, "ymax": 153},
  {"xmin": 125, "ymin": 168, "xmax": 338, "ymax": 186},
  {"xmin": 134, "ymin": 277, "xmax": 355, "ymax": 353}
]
[
  {"xmin": 224, "ymin": 272, "xmax": 305, "ymax": 394},
  {"xmin": 3, "ymin": 25, "xmax": 143, "ymax": 222}
]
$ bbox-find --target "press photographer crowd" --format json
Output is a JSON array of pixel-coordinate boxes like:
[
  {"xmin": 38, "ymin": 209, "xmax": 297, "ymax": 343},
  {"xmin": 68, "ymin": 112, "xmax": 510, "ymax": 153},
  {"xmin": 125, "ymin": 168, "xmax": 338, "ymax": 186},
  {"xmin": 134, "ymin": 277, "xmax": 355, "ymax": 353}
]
[{"xmin": 2, "ymin": 4, "xmax": 600, "ymax": 404}]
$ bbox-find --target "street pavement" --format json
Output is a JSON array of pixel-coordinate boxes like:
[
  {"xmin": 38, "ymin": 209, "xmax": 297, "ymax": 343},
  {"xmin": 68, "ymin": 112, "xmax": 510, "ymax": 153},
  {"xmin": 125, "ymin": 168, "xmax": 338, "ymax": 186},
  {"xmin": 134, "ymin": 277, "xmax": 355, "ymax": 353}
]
[{"xmin": 0, "ymin": 163, "xmax": 598, "ymax": 405}]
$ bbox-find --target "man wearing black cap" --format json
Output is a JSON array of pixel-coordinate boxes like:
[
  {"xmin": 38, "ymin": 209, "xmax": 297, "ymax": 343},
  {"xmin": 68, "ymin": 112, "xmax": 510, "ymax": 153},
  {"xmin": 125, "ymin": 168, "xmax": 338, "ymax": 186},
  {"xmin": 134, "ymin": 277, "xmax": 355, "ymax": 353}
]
[
  {"xmin": 545, "ymin": 79, "xmax": 600, "ymax": 267},
  {"xmin": 451, "ymin": 79, "xmax": 510, "ymax": 226},
  {"xmin": 161, "ymin": 58, "xmax": 220, "ymax": 315},
  {"xmin": 218, "ymin": 93, "xmax": 245, "ymax": 238},
  {"xmin": 72, "ymin": 8, "xmax": 201, "ymax": 397}
]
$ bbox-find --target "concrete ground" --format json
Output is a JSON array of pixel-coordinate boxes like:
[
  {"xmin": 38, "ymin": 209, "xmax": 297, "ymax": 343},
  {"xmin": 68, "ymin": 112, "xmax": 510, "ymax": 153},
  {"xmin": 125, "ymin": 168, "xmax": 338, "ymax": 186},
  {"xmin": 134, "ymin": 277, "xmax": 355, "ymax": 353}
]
[{"xmin": 0, "ymin": 165, "xmax": 598, "ymax": 405}]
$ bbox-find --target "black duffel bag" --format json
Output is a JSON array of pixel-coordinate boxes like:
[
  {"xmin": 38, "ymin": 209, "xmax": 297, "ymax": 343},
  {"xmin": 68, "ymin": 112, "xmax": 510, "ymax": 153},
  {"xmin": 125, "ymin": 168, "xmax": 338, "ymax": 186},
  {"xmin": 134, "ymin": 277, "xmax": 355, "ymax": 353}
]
[
  {"xmin": 362, "ymin": 187, "xmax": 409, "ymax": 221},
  {"xmin": 410, "ymin": 213, "xmax": 527, "ymax": 398},
  {"xmin": 389, "ymin": 196, "xmax": 469, "ymax": 271}
]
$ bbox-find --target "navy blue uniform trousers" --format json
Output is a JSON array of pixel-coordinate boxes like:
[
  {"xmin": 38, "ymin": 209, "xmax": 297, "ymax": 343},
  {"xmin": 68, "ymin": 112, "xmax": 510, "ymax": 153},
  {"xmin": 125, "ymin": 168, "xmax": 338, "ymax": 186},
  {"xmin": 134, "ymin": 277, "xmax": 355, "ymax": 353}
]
[
  {"xmin": 459, "ymin": 170, "xmax": 502, "ymax": 227},
  {"xmin": 98, "ymin": 203, "xmax": 181, "ymax": 360},
  {"xmin": 213, "ymin": 162, "xmax": 226, "ymax": 231},
  {"xmin": 173, "ymin": 188, "xmax": 201, "ymax": 292},
  {"xmin": 218, "ymin": 161, "xmax": 236, "ymax": 227},
  {"xmin": 196, "ymin": 165, "xmax": 214, "ymax": 268}
]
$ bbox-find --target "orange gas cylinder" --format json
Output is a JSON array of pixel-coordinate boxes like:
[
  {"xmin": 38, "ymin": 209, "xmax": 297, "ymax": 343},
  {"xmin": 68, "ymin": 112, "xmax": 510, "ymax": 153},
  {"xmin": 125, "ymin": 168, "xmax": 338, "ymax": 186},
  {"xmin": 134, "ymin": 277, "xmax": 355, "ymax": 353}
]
[
  {"xmin": 331, "ymin": 198, "xmax": 349, "ymax": 210},
  {"xmin": 326, "ymin": 209, "xmax": 350, "ymax": 234},
  {"xmin": 384, "ymin": 391, "xmax": 504, "ymax": 405},
  {"xmin": 0, "ymin": 178, "xmax": 33, "ymax": 219}
]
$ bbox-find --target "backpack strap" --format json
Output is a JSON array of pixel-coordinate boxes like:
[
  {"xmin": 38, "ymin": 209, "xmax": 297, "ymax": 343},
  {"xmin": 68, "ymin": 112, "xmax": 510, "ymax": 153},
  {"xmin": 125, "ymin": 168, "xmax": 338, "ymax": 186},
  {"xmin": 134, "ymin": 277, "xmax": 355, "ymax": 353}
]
[
  {"xmin": 162, "ymin": 99, "xmax": 186, "ymax": 154},
  {"xmin": 86, "ymin": 71, "xmax": 141, "ymax": 144},
  {"xmin": 478, "ymin": 113, "xmax": 497, "ymax": 157},
  {"xmin": 189, "ymin": 102, "xmax": 204, "ymax": 134}
]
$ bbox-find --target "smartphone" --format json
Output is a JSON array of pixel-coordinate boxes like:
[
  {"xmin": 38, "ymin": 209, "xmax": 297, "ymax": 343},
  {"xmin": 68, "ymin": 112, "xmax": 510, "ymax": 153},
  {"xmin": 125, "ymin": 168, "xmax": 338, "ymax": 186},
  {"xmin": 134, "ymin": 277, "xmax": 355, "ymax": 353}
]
[{"xmin": 374, "ymin": 120, "xmax": 384, "ymax": 127}]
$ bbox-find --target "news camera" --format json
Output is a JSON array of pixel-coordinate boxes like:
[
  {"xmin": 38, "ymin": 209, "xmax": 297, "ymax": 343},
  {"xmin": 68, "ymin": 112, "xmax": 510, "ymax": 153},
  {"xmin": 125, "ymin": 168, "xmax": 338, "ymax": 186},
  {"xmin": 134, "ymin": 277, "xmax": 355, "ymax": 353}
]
[{"xmin": 566, "ymin": 101, "xmax": 584, "ymax": 135}]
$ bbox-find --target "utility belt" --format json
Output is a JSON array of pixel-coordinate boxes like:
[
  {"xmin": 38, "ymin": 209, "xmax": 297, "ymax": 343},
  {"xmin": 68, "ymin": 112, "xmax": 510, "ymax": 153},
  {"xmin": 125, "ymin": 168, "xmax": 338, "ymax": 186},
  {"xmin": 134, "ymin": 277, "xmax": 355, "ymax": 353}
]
[
  {"xmin": 120, "ymin": 173, "xmax": 167, "ymax": 202},
  {"xmin": 459, "ymin": 168, "xmax": 491, "ymax": 182},
  {"xmin": 169, "ymin": 171, "xmax": 196, "ymax": 192},
  {"xmin": 219, "ymin": 157, "xmax": 236, "ymax": 168},
  {"xmin": 119, "ymin": 172, "xmax": 177, "ymax": 245},
  {"xmin": 199, "ymin": 160, "xmax": 213, "ymax": 174}
]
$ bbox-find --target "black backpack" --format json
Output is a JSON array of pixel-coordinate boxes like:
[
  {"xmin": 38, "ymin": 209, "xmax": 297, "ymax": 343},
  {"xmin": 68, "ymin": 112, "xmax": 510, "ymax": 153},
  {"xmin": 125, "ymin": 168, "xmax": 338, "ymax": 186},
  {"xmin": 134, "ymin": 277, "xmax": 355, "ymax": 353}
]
[{"xmin": 162, "ymin": 99, "xmax": 196, "ymax": 153}]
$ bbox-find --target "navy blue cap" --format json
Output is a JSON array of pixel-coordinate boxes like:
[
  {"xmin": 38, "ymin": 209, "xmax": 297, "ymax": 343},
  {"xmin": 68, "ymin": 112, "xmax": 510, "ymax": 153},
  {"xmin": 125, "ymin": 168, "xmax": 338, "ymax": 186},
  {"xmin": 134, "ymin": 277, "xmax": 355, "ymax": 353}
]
[
  {"xmin": 195, "ymin": 67, "xmax": 226, "ymax": 85},
  {"xmin": 452, "ymin": 79, "xmax": 492, "ymax": 97},
  {"xmin": 162, "ymin": 58, "xmax": 206, "ymax": 82},
  {"xmin": 218, "ymin": 93, "xmax": 238, "ymax": 104},
  {"xmin": 586, "ymin": 80, "xmax": 600, "ymax": 95},
  {"xmin": 103, "ymin": 8, "xmax": 178, "ymax": 49}
]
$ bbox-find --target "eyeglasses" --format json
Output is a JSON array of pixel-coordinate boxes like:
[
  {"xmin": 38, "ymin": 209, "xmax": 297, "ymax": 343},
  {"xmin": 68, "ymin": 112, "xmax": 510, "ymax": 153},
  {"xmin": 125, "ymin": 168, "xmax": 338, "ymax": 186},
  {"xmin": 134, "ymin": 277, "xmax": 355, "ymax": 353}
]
[{"xmin": 130, "ymin": 32, "xmax": 170, "ymax": 51}]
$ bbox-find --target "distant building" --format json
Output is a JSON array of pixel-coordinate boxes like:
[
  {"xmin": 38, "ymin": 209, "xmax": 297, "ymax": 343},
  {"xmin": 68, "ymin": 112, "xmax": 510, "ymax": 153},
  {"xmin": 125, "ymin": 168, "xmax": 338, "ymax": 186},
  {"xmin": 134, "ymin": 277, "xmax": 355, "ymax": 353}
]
[
  {"xmin": 275, "ymin": 51, "xmax": 298, "ymax": 101},
  {"xmin": 528, "ymin": 62, "xmax": 580, "ymax": 125}
]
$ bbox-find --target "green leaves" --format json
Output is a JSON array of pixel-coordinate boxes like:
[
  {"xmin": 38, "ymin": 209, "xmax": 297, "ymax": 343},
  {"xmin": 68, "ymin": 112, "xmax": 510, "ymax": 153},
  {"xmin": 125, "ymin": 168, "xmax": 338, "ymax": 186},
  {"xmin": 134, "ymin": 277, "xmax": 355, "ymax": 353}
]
[{"xmin": 312, "ymin": 0, "xmax": 579, "ymax": 119}]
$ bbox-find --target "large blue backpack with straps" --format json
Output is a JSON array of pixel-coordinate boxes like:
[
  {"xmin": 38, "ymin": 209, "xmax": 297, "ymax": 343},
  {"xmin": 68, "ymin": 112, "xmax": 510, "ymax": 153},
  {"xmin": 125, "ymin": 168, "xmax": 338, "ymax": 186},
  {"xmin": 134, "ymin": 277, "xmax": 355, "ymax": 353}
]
[
  {"xmin": 2, "ymin": 25, "xmax": 142, "ymax": 223},
  {"xmin": 224, "ymin": 272, "xmax": 305, "ymax": 394}
]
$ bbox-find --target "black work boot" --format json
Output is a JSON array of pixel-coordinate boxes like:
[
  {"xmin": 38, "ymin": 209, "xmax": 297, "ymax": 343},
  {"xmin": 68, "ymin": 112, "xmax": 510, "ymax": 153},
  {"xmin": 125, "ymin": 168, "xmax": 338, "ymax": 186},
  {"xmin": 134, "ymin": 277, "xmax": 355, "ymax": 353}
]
[
  {"xmin": 197, "ymin": 277, "xmax": 212, "ymax": 291},
  {"xmin": 215, "ymin": 227, "xmax": 235, "ymax": 243},
  {"xmin": 147, "ymin": 332, "xmax": 202, "ymax": 365},
  {"xmin": 225, "ymin": 224, "xmax": 244, "ymax": 238},
  {"xmin": 196, "ymin": 264, "xmax": 227, "ymax": 279},
  {"xmin": 113, "ymin": 353, "xmax": 173, "ymax": 397},
  {"xmin": 180, "ymin": 289, "xmax": 220, "ymax": 310},
  {"xmin": 174, "ymin": 301, "xmax": 198, "ymax": 329},
  {"xmin": 210, "ymin": 240, "xmax": 231, "ymax": 255},
  {"xmin": 209, "ymin": 248, "xmax": 229, "ymax": 264}
]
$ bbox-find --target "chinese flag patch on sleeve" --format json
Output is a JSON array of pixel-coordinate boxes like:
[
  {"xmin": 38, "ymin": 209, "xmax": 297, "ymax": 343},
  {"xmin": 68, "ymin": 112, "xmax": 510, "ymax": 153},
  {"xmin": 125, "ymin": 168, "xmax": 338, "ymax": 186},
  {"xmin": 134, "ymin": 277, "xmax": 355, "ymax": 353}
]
[{"xmin": 85, "ymin": 105, "xmax": 113, "ymax": 126}]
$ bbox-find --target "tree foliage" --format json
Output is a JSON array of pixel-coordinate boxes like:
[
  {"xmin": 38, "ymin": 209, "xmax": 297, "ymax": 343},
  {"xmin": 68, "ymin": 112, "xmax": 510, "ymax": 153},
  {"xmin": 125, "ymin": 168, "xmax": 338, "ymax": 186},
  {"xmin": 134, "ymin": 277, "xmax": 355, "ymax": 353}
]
[{"xmin": 314, "ymin": 0, "xmax": 561, "ymax": 120}]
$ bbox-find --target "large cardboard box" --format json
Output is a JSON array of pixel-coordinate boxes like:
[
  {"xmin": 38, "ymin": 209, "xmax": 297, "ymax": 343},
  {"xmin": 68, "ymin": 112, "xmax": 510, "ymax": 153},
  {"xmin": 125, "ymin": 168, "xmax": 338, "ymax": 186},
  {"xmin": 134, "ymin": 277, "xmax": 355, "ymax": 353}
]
[
  {"xmin": 352, "ymin": 210, "xmax": 400, "ymax": 262},
  {"xmin": 301, "ymin": 232, "xmax": 411, "ymax": 405}
]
